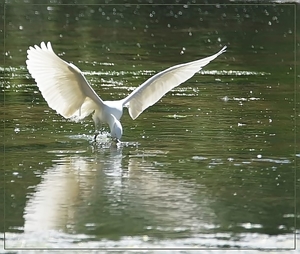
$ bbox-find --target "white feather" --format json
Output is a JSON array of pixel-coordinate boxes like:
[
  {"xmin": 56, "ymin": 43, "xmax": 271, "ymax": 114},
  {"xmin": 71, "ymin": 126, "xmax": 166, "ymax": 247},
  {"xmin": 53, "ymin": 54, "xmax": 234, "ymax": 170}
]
[
  {"xmin": 26, "ymin": 42, "xmax": 226, "ymax": 140},
  {"xmin": 26, "ymin": 42, "xmax": 103, "ymax": 120},
  {"xmin": 121, "ymin": 46, "xmax": 227, "ymax": 119}
]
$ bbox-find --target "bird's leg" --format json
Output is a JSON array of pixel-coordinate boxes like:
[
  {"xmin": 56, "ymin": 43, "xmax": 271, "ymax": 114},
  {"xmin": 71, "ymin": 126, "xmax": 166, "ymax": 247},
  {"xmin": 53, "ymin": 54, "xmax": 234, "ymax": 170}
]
[
  {"xmin": 93, "ymin": 127, "xmax": 103, "ymax": 141},
  {"xmin": 93, "ymin": 120, "xmax": 102, "ymax": 142},
  {"xmin": 92, "ymin": 110, "xmax": 110, "ymax": 142},
  {"xmin": 93, "ymin": 131, "xmax": 99, "ymax": 142}
]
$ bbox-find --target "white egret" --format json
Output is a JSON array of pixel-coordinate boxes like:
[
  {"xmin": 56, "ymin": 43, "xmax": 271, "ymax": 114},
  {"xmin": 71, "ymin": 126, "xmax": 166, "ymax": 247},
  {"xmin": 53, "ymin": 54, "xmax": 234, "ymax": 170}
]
[{"xmin": 26, "ymin": 42, "xmax": 226, "ymax": 141}]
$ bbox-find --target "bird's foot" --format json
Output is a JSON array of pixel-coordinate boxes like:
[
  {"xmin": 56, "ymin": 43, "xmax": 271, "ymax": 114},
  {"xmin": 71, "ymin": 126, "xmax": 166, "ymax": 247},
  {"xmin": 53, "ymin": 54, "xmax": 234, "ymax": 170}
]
[{"xmin": 111, "ymin": 137, "xmax": 120, "ymax": 143}]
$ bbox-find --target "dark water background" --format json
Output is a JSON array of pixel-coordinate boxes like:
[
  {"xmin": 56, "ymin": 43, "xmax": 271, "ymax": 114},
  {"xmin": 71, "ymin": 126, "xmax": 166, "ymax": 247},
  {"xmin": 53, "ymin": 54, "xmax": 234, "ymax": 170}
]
[{"xmin": 1, "ymin": 1, "xmax": 299, "ymax": 252}]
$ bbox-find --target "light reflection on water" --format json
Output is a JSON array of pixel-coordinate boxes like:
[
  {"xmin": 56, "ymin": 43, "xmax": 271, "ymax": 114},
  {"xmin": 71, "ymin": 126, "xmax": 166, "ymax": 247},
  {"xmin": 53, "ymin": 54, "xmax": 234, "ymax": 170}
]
[
  {"xmin": 12, "ymin": 150, "xmax": 208, "ymax": 247},
  {"xmin": 4, "ymin": 231, "xmax": 296, "ymax": 251},
  {"xmin": 5, "ymin": 148, "xmax": 296, "ymax": 250}
]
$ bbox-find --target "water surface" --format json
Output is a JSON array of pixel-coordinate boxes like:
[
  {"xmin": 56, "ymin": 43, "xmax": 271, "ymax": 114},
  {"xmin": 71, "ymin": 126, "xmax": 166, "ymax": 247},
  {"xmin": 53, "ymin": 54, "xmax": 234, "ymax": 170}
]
[{"xmin": 1, "ymin": 2, "xmax": 298, "ymax": 252}]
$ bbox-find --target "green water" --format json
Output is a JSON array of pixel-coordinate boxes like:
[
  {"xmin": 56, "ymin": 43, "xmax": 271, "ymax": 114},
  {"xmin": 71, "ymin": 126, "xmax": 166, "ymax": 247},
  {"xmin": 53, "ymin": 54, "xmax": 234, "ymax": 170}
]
[{"xmin": 1, "ymin": 2, "xmax": 299, "ymax": 252}]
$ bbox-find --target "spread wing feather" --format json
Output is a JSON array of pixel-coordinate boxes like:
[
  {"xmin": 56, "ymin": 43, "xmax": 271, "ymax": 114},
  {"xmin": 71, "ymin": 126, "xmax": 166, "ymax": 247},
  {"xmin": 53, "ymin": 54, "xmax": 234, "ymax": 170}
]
[
  {"xmin": 26, "ymin": 42, "xmax": 103, "ymax": 120},
  {"xmin": 122, "ymin": 46, "xmax": 226, "ymax": 120}
]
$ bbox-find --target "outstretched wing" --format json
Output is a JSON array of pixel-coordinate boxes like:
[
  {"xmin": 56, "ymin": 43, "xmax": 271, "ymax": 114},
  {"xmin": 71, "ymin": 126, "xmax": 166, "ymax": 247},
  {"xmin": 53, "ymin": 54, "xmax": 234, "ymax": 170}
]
[
  {"xmin": 26, "ymin": 41, "xmax": 104, "ymax": 120},
  {"xmin": 121, "ymin": 46, "xmax": 226, "ymax": 120}
]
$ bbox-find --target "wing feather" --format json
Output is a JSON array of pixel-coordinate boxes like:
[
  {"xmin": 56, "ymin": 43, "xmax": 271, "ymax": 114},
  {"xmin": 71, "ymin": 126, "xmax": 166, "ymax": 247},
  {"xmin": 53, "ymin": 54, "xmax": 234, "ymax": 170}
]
[
  {"xmin": 122, "ymin": 46, "xmax": 226, "ymax": 120},
  {"xmin": 26, "ymin": 42, "xmax": 103, "ymax": 120}
]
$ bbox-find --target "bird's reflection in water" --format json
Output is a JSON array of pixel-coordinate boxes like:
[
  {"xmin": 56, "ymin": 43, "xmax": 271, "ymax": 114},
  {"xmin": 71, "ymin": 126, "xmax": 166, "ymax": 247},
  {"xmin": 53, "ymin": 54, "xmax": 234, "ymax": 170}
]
[{"xmin": 23, "ymin": 145, "xmax": 214, "ymax": 241}]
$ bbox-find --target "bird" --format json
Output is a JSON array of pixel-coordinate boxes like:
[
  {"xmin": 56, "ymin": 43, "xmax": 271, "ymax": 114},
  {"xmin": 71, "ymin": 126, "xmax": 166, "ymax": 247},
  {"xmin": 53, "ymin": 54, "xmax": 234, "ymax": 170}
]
[{"xmin": 26, "ymin": 42, "xmax": 226, "ymax": 142}]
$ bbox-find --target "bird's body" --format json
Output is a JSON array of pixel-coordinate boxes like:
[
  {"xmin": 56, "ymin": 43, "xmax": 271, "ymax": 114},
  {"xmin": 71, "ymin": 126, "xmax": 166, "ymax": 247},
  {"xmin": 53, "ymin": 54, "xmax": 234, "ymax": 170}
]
[
  {"xmin": 26, "ymin": 42, "xmax": 226, "ymax": 141},
  {"xmin": 92, "ymin": 100, "xmax": 124, "ymax": 140}
]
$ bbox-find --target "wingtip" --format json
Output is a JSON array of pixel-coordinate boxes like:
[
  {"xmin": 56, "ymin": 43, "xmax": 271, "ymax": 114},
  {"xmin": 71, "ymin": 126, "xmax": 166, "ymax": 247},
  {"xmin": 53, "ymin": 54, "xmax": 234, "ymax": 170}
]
[
  {"xmin": 29, "ymin": 41, "xmax": 52, "ymax": 51},
  {"xmin": 46, "ymin": 41, "xmax": 53, "ymax": 52},
  {"xmin": 221, "ymin": 45, "xmax": 227, "ymax": 53},
  {"xmin": 26, "ymin": 41, "xmax": 54, "ymax": 65},
  {"xmin": 214, "ymin": 45, "xmax": 227, "ymax": 56},
  {"xmin": 41, "ymin": 41, "xmax": 52, "ymax": 50}
]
